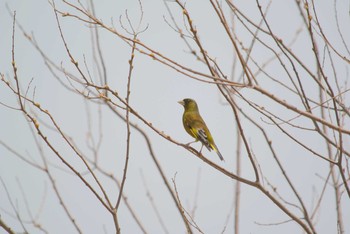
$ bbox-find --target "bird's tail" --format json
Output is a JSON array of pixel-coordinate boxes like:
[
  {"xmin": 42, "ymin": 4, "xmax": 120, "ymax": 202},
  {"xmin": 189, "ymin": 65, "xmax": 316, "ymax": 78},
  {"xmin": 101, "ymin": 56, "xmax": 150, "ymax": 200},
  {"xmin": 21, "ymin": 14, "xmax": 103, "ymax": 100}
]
[{"xmin": 211, "ymin": 144, "xmax": 224, "ymax": 161}]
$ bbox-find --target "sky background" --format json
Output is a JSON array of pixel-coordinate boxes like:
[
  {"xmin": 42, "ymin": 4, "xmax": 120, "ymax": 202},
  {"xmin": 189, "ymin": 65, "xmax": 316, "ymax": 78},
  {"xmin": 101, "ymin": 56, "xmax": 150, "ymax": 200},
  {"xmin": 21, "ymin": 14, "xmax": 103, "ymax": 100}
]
[{"xmin": 1, "ymin": 0, "xmax": 349, "ymax": 233}]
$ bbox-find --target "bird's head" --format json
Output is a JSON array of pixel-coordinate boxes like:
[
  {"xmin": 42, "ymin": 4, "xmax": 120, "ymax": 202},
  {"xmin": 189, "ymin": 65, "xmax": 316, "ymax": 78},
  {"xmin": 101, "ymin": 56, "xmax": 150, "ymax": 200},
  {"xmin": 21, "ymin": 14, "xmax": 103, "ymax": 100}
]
[{"xmin": 178, "ymin": 98, "xmax": 199, "ymax": 111}]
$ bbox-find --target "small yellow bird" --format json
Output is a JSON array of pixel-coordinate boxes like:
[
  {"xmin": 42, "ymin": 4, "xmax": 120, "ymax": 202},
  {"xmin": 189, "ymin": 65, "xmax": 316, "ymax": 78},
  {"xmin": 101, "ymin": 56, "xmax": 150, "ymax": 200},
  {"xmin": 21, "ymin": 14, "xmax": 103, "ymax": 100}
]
[{"xmin": 178, "ymin": 98, "xmax": 224, "ymax": 161}]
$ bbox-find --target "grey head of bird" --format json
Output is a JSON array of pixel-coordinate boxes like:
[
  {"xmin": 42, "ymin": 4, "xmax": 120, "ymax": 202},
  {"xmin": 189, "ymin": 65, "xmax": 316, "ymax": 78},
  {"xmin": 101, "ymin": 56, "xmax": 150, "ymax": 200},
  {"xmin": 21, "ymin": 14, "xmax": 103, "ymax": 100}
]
[{"xmin": 178, "ymin": 98, "xmax": 199, "ymax": 111}]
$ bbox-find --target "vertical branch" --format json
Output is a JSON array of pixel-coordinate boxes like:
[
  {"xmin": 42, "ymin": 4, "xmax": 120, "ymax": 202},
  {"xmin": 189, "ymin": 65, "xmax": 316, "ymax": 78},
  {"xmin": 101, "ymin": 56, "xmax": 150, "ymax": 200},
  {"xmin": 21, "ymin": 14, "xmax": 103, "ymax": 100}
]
[
  {"xmin": 113, "ymin": 37, "xmax": 137, "ymax": 233},
  {"xmin": 234, "ymin": 126, "xmax": 242, "ymax": 234},
  {"xmin": 11, "ymin": 11, "xmax": 24, "ymax": 111},
  {"xmin": 318, "ymin": 66, "xmax": 345, "ymax": 234}
]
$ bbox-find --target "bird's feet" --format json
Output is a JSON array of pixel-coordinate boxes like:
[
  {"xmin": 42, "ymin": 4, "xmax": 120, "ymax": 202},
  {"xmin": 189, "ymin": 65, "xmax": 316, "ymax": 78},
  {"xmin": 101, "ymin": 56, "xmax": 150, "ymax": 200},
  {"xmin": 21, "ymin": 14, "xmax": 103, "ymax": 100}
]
[{"xmin": 199, "ymin": 144, "xmax": 204, "ymax": 154}]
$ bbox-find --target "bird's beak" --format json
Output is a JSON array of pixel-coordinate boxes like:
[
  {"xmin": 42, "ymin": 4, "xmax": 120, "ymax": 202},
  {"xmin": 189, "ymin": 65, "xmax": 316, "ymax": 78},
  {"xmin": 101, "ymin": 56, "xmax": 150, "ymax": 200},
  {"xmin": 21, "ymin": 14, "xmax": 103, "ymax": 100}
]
[{"xmin": 178, "ymin": 100, "xmax": 185, "ymax": 106}]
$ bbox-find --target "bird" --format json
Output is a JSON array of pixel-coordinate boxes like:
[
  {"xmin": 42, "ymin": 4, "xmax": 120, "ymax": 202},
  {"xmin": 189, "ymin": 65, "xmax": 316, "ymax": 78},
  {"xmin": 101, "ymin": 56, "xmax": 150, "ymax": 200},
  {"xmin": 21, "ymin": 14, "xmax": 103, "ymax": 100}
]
[{"xmin": 178, "ymin": 98, "xmax": 224, "ymax": 161}]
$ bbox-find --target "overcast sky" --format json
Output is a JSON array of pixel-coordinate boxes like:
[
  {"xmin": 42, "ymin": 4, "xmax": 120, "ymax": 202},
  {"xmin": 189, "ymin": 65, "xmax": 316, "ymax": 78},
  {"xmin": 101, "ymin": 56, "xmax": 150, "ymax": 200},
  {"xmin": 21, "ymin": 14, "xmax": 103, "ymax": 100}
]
[{"xmin": 1, "ymin": 0, "xmax": 349, "ymax": 233}]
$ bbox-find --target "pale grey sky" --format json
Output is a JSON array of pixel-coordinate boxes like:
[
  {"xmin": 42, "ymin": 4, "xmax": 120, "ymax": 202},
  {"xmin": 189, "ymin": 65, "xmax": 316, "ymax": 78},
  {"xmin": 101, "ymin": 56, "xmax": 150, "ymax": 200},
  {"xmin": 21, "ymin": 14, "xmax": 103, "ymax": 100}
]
[{"xmin": 1, "ymin": 0, "xmax": 349, "ymax": 233}]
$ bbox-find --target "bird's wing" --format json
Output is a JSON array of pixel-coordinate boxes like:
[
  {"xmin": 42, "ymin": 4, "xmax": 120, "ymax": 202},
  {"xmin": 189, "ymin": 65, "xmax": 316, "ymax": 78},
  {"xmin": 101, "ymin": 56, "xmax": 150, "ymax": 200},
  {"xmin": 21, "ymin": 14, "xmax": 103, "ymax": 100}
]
[
  {"xmin": 184, "ymin": 111, "xmax": 224, "ymax": 161},
  {"xmin": 196, "ymin": 128, "xmax": 211, "ymax": 151},
  {"xmin": 184, "ymin": 112, "xmax": 211, "ymax": 150}
]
